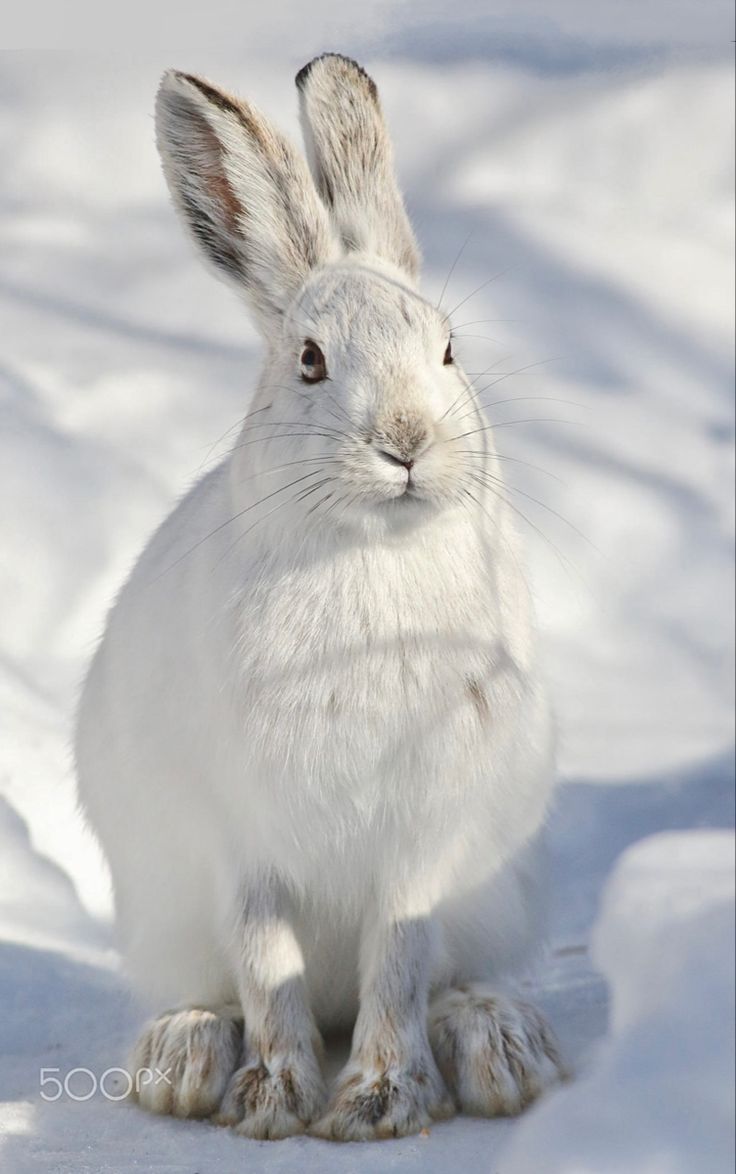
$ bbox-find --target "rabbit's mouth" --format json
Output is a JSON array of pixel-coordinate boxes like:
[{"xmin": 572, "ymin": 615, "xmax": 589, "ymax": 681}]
[
  {"xmin": 381, "ymin": 483, "xmax": 433, "ymax": 512},
  {"xmin": 399, "ymin": 480, "xmax": 425, "ymax": 503},
  {"xmin": 367, "ymin": 463, "xmax": 453, "ymax": 513}
]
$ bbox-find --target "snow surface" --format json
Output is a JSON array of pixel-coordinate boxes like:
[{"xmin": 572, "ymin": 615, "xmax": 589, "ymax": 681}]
[
  {"xmin": 503, "ymin": 830, "xmax": 736, "ymax": 1174},
  {"xmin": 1, "ymin": 23, "xmax": 734, "ymax": 1174}
]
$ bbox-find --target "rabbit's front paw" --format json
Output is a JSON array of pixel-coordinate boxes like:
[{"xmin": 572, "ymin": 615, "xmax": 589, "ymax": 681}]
[
  {"xmin": 130, "ymin": 1007, "xmax": 242, "ymax": 1118},
  {"xmin": 214, "ymin": 1054, "xmax": 326, "ymax": 1139},
  {"xmin": 311, "ymin": 1055, "xmax": 454, "ymax": 1141},
  {"xmin": 429, "ymin": 987, "xmax": 567, "ymax": 1116}
]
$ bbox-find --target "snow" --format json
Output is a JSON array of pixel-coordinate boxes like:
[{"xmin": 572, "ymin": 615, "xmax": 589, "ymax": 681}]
[
  {"xmin": 503, "ymin": 831, "xmax": 736, "ymax": 1174},
  {"xmin": 0, "ymin": 20, "xmax": 733, "ymax": 1174}
]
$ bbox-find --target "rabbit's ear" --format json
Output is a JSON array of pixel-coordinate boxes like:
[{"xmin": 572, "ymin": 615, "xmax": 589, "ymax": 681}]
[
  {"xmin": 155, "ymin": 70, "xmax": 336, "ymax": 332},
  {"xmin": 296, "ymin": 54, "xmax": 420, "ymax": 281}
]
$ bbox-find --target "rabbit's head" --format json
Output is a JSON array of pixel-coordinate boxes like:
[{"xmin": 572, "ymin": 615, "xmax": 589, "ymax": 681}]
[{"xmin": 156, "ymin": 55, "xmax": 495, "ymax": 534}]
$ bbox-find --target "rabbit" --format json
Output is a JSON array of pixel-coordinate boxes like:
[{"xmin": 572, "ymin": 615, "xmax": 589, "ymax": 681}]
[{"xmin": 75, "ymin": 53, "xmax": 565, "ymax": 1141}]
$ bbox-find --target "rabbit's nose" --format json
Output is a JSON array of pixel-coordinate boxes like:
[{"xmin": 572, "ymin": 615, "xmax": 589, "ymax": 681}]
[
  {"xmin": 376, "ymin": 448, "xmax": 414, "ymax": 472},
  {"xmin": 373, "ymin": 411, "xmax": 432, "ymax": 465}
]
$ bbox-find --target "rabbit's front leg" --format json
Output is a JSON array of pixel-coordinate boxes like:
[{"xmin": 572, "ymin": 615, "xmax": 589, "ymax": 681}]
[
  {"xmin": 312, "ymin": 911, "xmax": 454, "ymax": 1140},
  {"xmin": 214, "ymin": 879, "xmax": 327, "ymax": 1138}
]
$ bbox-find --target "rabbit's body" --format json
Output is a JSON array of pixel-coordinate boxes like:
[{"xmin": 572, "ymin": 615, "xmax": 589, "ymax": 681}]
[
  {"xmin": 76, "ymin": 56, "xmax": 565, "ymax": 1140},
  {"xmin": 78, "ymin": 441, "xmax": 552, "ymax": 1019}
]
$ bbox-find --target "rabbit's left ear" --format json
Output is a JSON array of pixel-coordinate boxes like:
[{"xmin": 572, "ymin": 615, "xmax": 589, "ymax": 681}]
[
  {"xmin": 156, "ymin": 71, "xmax": 336, "ymax": 333},
  {"xmin": 296, "ymin": 54, "xmax": 420, "ymax": 281}
]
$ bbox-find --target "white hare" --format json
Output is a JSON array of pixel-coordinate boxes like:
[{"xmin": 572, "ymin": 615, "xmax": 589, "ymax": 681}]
[{"xmin": 75, "ymin": 53, "xmax": 565, "ymax": 1141}]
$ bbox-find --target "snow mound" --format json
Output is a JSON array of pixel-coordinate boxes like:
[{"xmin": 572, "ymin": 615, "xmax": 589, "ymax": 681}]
[{"xmin": 503, "ymin": 830, "xmax": 736, "ymax": 1174}]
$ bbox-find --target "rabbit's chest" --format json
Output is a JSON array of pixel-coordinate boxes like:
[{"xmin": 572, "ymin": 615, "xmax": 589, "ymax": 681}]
[
  {"xmin": 216, "ymin": 539, "xmax": 543, "ymax": 884},
  {"xmin": 230, "ymin": 544, "xmax": 530, "ymax": 791}
]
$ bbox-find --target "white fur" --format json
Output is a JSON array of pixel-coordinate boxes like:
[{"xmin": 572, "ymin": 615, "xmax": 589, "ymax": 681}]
[
  {"xmin": 429, "ymin": 987, "xmax": 567, "ymax": 1116},
  {"xmin": 297, "ymin": 53, "xmax": 421, "ymax": 277},
  {"xmin": 76, "ymin": 54, "xmax": 563, "ymax": 1141},
  {"xmin": 131, "ymin": 1006, "xmax": 242, "ymax": 1118}
]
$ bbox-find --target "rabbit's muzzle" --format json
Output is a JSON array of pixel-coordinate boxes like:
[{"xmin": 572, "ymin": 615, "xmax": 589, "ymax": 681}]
[{"xmin": 371, "ymin": 411, "xmax": 433, "ymax": 470}]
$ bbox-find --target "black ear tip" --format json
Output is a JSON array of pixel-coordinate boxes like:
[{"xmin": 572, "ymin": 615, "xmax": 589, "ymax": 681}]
[
  {"xmin": 294, "ymin": 56, "xmax": 318, "ymax": 90},
  {"xmin": 295, "ymin": 52, "xmax": 377, "ymax": 100}
]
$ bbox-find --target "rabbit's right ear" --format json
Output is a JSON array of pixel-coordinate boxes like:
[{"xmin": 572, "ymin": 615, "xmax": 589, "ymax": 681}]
[
  {"xmin": 296, "ymin": 54, "xmax": 420, "ymax": 281},
  {"xmin": 155, "ymin": 71, "xmax": 336, "ymax": 333}
]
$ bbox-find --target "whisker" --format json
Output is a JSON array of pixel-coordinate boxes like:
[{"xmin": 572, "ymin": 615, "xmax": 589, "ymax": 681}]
[
  {"xmin": 448, "ymin": 358, "xmax": 560, "ymax": 422},
  {"xmin": 436, "ymin": 230, "xmax": 474, "ymax": 311},
  {"xmin": 438, "ymin": 377, "xmax": 479, "ymax": 426},
  {"xmin": 285, "ymin": 390, "xmax": 350, "ymax": 432},
  {"xmin": 442, "ymin": 267, "xmax": 514, "ymax": 323},
  {"xmin": 444, "ymin": 418, "xmax": 579, "ymax": 445},
  {"xmin": 215, "ymin": 471, "xmax": 337, "ymax": 569},
  {"xmin": 329, "ymin": 488, "xmax": 362, "ymax": 528},
  {"xmin": 458, "ymin": 481, "xmax": 528, "ymax": 586},
  {"xmin": 453, "ymin": 394, "xmax": 586, "ymax": 427},
  {"xmin": 237, "ymin": 417, "xmax": 347, "ymax": 437},
  {"xmin": 436, "ymin": 354, "xmax": 516, "ymax": 425},
  {"xmin": 485, "ymin": 394, "xmax": 585, "ymax": 412},
  {"xmin": 193, "ymin": 402, "xmax": 274, "ymax": 474},
  {"xmin": 305, "ymin": 490, "xmax": 335, "ymax": 518},
  {"xmin": 439, "ymin": 357, "xmax": 523, "ymax": 426},
  {"xmin": 464, "ymin": 472, "xmax": 582, "ymax": 584},
  {"xmin": 450, "ymin": 318, "xmax": 520, "ymax": 330},
  {"xmin": 457, "ymin": 449, "xmax": 564, "ymax": 484},
  {"xmin": 214, "ymin": 488, "xmax": 316, "ymax": 572},
  {"xmin": 149, "ymin": 468, "xmax": 327, "ymax": 583},
  {"xmin": 468, "ymin": 465, "xmax": 600, "ymax": 555},
  {"xmin": 261, "ymin": 382, "xmax": 363, "ymax": 435},
  {"xmin": 452, "ymin": 333, "xmax": 503, "ymax": 344},
  {"xmin": 438, "ymin": 355, "xmax": 512, "ymax": 426},
  {"xmin": 235, "ymin": 454, "xmax": 340, "ymax": 485},
  {"xmin": 294, "ymin": 475, "xmax": 335, "ymax": 504},
  {"xmin": 467, "ymin": 356, "xmax": 514, "ymax": 385},
  {"xmin": 229, "ymin": 430, "xmax": 346, "ymax": 456},
  {"xmin": 493, "ymin": 417, "xmax": 580, "ymax": 431},
  {"xmin": 313, "ymin": 379, "xmax": 358, "ymax": 431}
]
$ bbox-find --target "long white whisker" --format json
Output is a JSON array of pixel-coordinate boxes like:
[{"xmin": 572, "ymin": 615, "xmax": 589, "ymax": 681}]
[
  {"xmin": 457, "ymin": 449, "xmax": 564, "ymax": 485},
  {"xmin": 443, "ymin": 418, "xmax": 579, "ymax": 445},
  {"xmin": 229, "ymin": 430, "xmax": 345, "ymax": 456},
  {"xmin": 453, "ymin": 394, "xmax": 584, "ymax": 427},
  {"xmin": 458, "ymin": 480, "xmax": 528, "ymax": 585},
  {"xmin": 468, "ymin": 465, "xmax": 600, "ymax": 555},
  {"xmin": 436, "ymin": 230, "xmax": 474, "ymax": 311},
  {"xmin": 447, "ymin": 358, "xmax": 559, "ymax": 422},
  {"xmin": 193, "ymin": 402, "xmax": 274, "ymax": 475},
  {"xmin": 215, "ymin": 472, "xmax": 335, "ymax": 569},
  {"xmin": 149, "ymin": 468, "xmax": 327, "ymax": 583},
  {"xmin": 442, "ymin": 266, "xmax": 514, "ymax": 323},
  {"xmin": 464, "ymin": 471, "xmax": 583, "ymax": 584}
]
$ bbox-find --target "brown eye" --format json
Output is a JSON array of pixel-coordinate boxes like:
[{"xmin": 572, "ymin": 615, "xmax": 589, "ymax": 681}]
[
  {"xmin": 443, "ymin": 339, "xmax": 454, "ymax": 365},
  {"xmin": 300, "ymin": 340, "xmax": 327, "ymax": 383}
]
